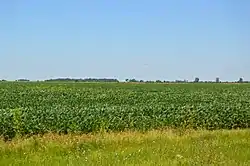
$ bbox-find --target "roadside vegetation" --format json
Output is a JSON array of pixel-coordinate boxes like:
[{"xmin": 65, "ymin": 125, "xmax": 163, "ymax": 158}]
[{"xmin": 1, "ymin": 129, "xmax": 250, "ymax": 166}]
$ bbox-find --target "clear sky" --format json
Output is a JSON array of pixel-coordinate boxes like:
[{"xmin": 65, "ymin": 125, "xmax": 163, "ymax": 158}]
[{"xmin": 0, "ymin": 0, "xmax": 249, "ymax": 81}]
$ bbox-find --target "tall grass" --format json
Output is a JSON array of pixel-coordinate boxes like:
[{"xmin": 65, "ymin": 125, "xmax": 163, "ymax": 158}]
[{"xmin": 0, "ymin": 129, "xmax": 249, "ymax": 165}]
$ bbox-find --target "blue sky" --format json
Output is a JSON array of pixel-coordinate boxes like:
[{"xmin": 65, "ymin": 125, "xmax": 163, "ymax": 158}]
[{"xmin": 0, "ymin": 0, "xmax": 249, "ymax": 81}]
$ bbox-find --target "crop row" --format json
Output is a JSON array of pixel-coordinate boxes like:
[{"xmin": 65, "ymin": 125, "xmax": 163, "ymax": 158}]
[{"xmin": 0, "ymin": 82, "xmax": 249, "ymax": 140}]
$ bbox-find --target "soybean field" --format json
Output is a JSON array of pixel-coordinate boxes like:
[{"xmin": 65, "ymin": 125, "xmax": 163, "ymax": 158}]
[{"xmin": 0, "ymin": 82, "xmax": 249, "ymax": 140}]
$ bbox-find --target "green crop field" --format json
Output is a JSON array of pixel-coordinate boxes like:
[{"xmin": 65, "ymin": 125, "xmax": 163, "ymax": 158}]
[{"xmin": 0, "ymin": 82, "xmax": 249, "ymax": 140}]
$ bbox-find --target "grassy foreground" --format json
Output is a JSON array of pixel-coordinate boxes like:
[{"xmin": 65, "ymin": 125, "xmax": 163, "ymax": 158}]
[{"xmin": 1, "ymin": 129, "xmax": 250, "ymax": 166}]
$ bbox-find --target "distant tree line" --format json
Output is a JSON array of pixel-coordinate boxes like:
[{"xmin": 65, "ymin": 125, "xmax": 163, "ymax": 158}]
[
  {"xmin": 16, "ymin": 79, "xmax": 30, "ymax": 82},
  {"xmin": 0, "ymin": 77, "xmax": 249, "ymax": 83},
  {"xmin": 125, "ymin": 77, "xmax": 249, "ymax": 83},
  {"xmin": 44, "ymin": 78, "xmax": 119, "ymax": 82}
]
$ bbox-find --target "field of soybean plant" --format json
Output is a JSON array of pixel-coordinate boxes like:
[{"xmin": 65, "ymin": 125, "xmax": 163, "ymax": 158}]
[{"xmin": 0, "ymin": 82, "xmax": 249, "ymax": 140}]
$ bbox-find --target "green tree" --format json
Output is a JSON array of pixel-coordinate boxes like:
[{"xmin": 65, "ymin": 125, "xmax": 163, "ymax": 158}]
[{"xmin": 194, "ymin": 77, "xmax": 199, "ymax": 83}]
